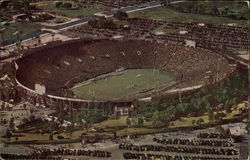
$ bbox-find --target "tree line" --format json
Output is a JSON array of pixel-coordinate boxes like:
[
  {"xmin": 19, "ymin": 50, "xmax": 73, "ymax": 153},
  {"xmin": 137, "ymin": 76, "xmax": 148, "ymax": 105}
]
[
  {"xmin": 133, "ymin": 70, "xmax": 248, "ymax": 128},
  {"xmin": 167, "ymin": 1, "xmax": 249, "ymax": 21}
]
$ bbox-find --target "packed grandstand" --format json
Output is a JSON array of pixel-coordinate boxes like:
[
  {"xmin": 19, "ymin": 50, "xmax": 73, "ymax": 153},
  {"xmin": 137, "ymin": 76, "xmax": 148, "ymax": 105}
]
[{"xmin": 15, "ymin": 39, "xmax": 234, "ymax": 102}]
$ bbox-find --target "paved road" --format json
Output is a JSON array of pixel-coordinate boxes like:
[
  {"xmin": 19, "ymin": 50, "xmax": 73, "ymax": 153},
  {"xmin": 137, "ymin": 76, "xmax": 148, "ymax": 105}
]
[
  {"xmin": 48, "ymin": 16, "xmax": 96, "ymax": 30},
  {"xmin": 47, "ymin": 1, "xmax": 164, "ymax": 30},
  {"xmin": 102, "ymin": 1, "xmax": 162, "ymax": 16}
]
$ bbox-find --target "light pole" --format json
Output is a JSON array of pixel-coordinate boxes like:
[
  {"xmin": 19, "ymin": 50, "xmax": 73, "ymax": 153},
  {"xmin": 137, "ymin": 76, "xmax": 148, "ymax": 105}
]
[
  {"xmin": 0, "ymin": 27, "xmax": 6, "ymax": 47},
  {"xmin": 51, "ymin": 33, "xmax": 55, "ymax": 42},
  {"xmin": 179, "ymin": 72, "xmax": 183, "ymax": 104},
  {"xmin": 216, "ymin": 58, "xmax": 220, "ymax": 82}
]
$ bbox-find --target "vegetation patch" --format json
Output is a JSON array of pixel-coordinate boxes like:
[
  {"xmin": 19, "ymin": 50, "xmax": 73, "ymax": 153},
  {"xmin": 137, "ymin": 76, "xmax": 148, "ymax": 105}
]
[
  {"xmin": 0, "ymin": 21, "xmax": 41, "ymax": 45},
  {"xmin": 169, "ymin": 1, "xmax": 249, "ymax": 21},
  {"xmin": 129, "ymin": 7, "xmax": 249, "ymax": 26},
  {"xmin": 36, "ymin": 1, "xmax": 108, "ymax": 17}
]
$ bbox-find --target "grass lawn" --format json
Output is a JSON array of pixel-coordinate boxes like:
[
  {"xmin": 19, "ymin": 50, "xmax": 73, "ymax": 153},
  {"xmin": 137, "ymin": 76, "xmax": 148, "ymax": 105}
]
[
  {"xmin": 96, "ymin": 116, "xmax": 152, "ymax": 128},
  {"xmin": 117, "ymin": 127, "xmax": 163, "ymax": 136},
  {"xmin": 97, "ymin": 116, "xmax": 128, "ymax": 128},
  {"xmin": 36, "ymin": 1, "xmax": 109, "ymax": 17},
  {"xmin": 0, "ymin": 21, "xmax": 41, "ymax": 45},
  {"xmin": 173, "ymin": 1, "xmax": 249, "ymax": 20},
  {"xmin": 71, "ymin": 69, "xmax": 174, "ymax": 100},
  {"xmin": 169, "ymin": 115, "xmax": 209, "ymax": 128},
  {"xmin": 2, "ymin": 133, "xmax": 50, "ymax": 142},
  {"xmin": 129, "ymin": 7, "xmax": 249, "ymax": 26}
]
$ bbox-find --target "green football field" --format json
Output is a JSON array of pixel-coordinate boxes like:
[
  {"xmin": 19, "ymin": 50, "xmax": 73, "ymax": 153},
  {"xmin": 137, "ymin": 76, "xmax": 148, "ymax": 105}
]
[{"xmin": 71, "ymin": 69, "xmax": 174, "ymax": 100}]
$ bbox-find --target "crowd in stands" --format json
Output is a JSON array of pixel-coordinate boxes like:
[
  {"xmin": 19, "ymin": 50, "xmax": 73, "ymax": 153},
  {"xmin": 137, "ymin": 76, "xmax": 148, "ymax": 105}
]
[
  {"xmin": 67, "ymin": 17, "xmax": 248, "ymax": 53},
  {"xmin": 16, "ymin": 38, "xmax": 233, "ymax": 98},
  {"xmin": 149, "ymin": 21, "xmax": 249, "ymax": 51},
  {"xmin": 0, "ymin": 148, "xmax": 111, "ymax": 160}
]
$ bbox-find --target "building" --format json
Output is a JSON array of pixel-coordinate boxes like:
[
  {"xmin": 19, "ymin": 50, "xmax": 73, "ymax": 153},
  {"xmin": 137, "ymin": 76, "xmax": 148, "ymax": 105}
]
[{"xmin": 114, "ymin": 103, "xmax": 135, "ymax": 117}]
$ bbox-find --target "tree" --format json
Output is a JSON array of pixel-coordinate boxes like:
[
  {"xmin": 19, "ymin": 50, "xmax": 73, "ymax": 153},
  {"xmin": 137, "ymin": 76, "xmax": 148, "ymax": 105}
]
[
  {"xmin": 49, "ymin": 134, "xmax": 53, "ymax": 140},
  {"xmin": 126, "ymin": 117, "xmax": 131, "ymax": 128},
  {"xmin": 9, "ymin": 117, "xmax": 15, "ymax": 130},
  {"xmin": 152, "ymin": 111, "xmax": 166, "ymax": 128},
  {"xmin": 5, "ymin": 128, "xmax": 12, "ymax": 138},
  {"xmin": 161, "ymin": 0, "xmax": 170, "ymax": 6},
  {"xmin": 1, "ymin": 102, "xmax": 5, "ymax": 110},
  {"xmin": 114, "ymin": 11, "xmax": 128, "ymax": 20},
  {"xmin": 246, "ymin": 118, "xmax": 250, "ymax": 134},
  {"xmin": 225, "ymin": 103, "xmax": 232, "ymax": 113},
  {"xmin": 225, "ymin": 128, "xmax": 231, "ymax": 137},
  {"xmin": 12, "ymin": 0, "xmax": 22, "ymax": 11},
  {"xmin": 66, "ymin": 124, "xmax": 74, "ymax": 136},
  {"xmin": 98, "ymin": 17, "xmax": 115, "ymax": 29},
  {"xmin": 196, "ymin": 118, "xmax": 204, "ymax": 125},
  {"xmin": 137, "ymin": 116, "xmax": 144, "ymax": 128},
  {"xmin": 0, "ymin": 27, "xmax": 6, "ymax": 46},
  {"xmin": 224, "ymin": 8, "xmax": 229, "ymax": 16},
  {"xmin": 88, "ymin": 19, "xmax": 98, "ymax": 28},
  {"xmin": 62, "ymin": 2, "xmax": 72, "ymax": 9},
  {"xmin": 215, "ymin": 125, "xmax": 225, "ymax": 134},
  {"xmin": 214, "ymin": 112, "xmax": 225, "ymax": 121},
  {"xmin": 45, "ymin": 121, "xmax": 58, "ymax": 141},
  {"xmin": 57, "ymin": 112, "xmax": 64, "ymax": 125},
  {"xmin": 212, "ymin": 6, "xmax": 219, "ymax": 16},
  {"xmin": 51, "ymin": 33, "xmax": 55, "ymax": 42},
  {"xmin": 88, "ymin": 17, "xmax": 115, "ymax": 29},
  {"xmin": 208, "ymin": 108, "xmax": 214, "ymax": 122},
  {"xmin": 74, "ymin": 105, "xmax": 107, "ymax": 131},
  {"xmin": 29, "ymin": 114, "xmax": 36, "ymax": 121},
  {"xmin": 166, "ymin": 105, "xmax": 177, "ymax": 115},
  {"xmin": 23, "ymin": 103, "xmax": 26, "ymax": 110},
  {"xmin": 22, "ymin": 0, "xmax": 31, "ymax": 13},
  {"xmin": 198, "ymin": 4, "xmax": 204, "ymax": 14},
  {"xmin": 192, "ymin": 119, "xmax": 196, "ymax": 125},
  {"xmin": 55, "ymin": 2, "xmax": 63, "ymax": 8},
  {"xmin": 47, "ymin": 121, "xmax": 58, "ymax": 134}
]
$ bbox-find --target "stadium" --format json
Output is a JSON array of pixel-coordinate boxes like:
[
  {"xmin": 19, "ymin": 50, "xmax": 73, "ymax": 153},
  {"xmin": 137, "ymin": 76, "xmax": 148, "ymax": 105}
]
[{"xmin": 15, "ymin": 39, "xmax": 234, "ymax": 102}]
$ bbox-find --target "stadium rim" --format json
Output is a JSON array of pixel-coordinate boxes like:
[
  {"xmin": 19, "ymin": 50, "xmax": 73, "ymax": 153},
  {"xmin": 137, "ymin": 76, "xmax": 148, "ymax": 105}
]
[{"xmin": 14, "ymin": 38, "xmax": 235, "ymax": 103}]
